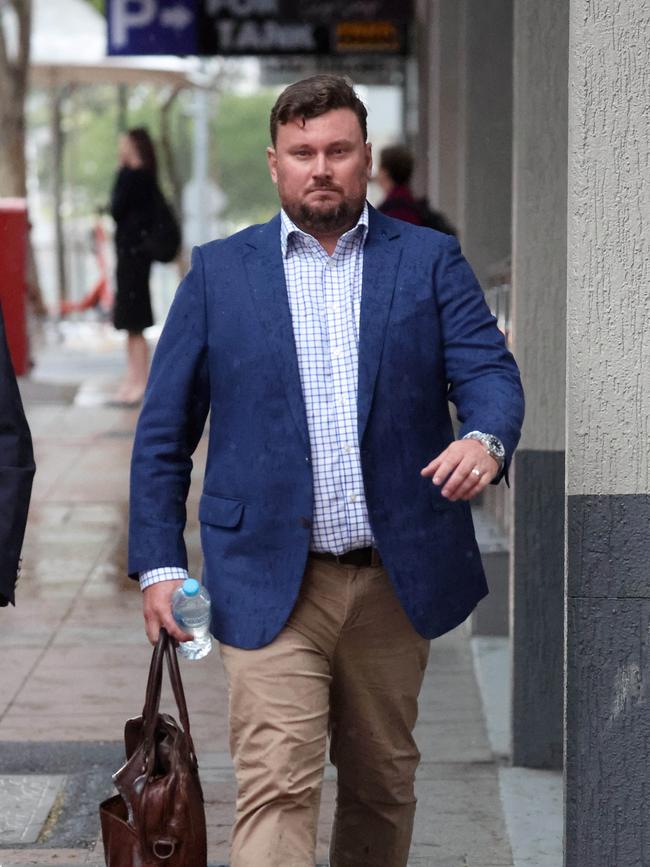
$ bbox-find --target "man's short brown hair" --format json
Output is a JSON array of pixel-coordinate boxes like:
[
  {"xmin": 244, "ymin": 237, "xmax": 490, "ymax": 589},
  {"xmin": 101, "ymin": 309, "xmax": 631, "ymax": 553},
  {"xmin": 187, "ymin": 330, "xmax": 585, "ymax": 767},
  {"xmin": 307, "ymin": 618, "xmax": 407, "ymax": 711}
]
[
  {"xmin": 379, "ymin": 145, "xmax": 414, "ymax": 186},
  {"xmin": 270, "ymin": 74, "xmax": 368, "ymax": 146}
]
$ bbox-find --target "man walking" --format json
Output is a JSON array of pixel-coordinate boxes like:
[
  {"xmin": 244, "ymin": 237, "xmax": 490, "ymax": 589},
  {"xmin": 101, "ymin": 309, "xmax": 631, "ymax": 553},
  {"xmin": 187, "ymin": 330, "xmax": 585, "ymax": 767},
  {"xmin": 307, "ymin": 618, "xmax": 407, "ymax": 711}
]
[{"xmin": 129, "ymin": 75, "xmax": 524, "ymax": 867}]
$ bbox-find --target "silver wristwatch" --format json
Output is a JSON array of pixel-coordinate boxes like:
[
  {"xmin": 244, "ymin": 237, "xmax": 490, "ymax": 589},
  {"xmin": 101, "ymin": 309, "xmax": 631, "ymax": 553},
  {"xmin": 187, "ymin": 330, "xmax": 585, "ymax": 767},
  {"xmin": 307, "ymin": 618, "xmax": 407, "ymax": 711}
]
[{"xmin": 462, "ymin": 431, "xmax": 505, "ymax": 468}]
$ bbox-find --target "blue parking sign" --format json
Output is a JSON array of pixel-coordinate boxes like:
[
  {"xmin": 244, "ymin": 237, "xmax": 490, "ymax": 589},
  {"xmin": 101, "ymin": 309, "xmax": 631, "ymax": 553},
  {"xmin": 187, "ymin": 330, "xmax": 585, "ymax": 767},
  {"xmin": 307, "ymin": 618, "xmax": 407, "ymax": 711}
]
[{"xmin": 107, "ymin": 0, "xmax": 198, "ymax": 56}]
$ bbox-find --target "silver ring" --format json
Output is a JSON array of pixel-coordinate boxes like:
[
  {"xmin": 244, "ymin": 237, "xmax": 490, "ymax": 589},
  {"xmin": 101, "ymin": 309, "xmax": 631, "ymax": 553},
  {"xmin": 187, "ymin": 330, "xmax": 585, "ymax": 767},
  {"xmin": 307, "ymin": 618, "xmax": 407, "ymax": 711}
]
[{"xmin": 471, "ymin": 467, "xmax": 482, "ymax": 478}]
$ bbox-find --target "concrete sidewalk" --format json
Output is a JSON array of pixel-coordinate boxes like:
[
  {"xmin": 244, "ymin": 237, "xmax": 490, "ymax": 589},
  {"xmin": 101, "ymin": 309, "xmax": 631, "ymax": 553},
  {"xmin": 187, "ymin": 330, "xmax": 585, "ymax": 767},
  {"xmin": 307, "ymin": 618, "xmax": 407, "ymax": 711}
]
[{"xmin": 1, "ymin": 323, "xmax": 522, "ymax": 866}]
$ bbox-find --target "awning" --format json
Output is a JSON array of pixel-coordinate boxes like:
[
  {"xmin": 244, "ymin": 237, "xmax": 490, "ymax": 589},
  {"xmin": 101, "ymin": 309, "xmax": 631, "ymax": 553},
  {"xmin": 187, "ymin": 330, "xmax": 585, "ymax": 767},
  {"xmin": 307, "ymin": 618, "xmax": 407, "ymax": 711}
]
[{"xmin": 27, "ymin": 0, "xmax": 212, "ymax": 89}]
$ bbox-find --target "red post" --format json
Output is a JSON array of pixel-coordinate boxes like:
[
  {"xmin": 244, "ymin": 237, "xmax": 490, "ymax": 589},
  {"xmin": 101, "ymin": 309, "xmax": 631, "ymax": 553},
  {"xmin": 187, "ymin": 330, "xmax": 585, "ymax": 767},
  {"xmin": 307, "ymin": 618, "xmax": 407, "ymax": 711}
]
[{"xmin": 0, "ymin": 198, "xmax": 29, "ymax": 376}]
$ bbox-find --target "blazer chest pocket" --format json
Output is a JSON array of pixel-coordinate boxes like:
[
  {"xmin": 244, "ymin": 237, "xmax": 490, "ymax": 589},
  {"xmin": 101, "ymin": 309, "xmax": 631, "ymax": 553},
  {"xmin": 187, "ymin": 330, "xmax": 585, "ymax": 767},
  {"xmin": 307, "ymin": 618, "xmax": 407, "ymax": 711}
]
[{"xmin": 199, "ymin": 493, "xmax": 245, "ymax": 528}]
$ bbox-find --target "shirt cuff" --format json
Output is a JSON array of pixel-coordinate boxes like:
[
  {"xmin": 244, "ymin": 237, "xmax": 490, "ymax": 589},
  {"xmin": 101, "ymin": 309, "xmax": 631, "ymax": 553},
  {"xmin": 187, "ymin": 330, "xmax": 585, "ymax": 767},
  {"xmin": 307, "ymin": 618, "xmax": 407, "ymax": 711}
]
[{"xmin": 139, "ymin": 567, "xmax": 190, "ymax": 591}]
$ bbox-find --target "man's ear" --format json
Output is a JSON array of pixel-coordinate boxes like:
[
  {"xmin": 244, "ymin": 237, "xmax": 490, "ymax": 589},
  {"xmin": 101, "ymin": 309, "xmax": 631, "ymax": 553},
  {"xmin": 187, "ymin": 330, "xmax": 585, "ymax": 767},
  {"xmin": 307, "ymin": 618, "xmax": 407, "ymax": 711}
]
[
  {"xmin": 365, "ymin": 142, "xmax": 373, "ymax": 179},
  {"xmin": 267, "ymin": 146, "xmax": 278, "ymax": 185}
]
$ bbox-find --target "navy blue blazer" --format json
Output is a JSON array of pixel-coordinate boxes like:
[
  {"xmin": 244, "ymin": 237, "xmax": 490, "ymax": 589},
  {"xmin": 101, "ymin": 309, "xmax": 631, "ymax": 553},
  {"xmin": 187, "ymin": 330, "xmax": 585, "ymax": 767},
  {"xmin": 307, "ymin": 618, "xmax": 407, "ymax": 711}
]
[
  {"xmin": 129, "ymin": 207, "xmax": 524, "ymax": 649},
  {"xmin": 0, "ymin": 310, "xmax": 35, "ymax": 606}
]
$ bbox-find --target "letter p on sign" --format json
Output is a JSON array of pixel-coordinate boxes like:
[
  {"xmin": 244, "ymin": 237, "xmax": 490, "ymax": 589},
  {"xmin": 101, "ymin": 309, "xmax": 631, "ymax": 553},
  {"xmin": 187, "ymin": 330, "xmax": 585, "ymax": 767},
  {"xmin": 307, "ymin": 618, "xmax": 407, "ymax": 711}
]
[{"xmin": 111, "ymin": 0, "xmax": 157, "ymax": 49}]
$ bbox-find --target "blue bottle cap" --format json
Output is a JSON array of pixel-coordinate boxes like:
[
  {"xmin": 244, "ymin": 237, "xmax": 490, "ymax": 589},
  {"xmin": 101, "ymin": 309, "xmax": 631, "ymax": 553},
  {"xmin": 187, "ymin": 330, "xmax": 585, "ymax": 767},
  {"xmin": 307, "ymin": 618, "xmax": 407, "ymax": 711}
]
[{"xmin": 183, "ymin": 578, "xmax": 200, "ymax": 597}]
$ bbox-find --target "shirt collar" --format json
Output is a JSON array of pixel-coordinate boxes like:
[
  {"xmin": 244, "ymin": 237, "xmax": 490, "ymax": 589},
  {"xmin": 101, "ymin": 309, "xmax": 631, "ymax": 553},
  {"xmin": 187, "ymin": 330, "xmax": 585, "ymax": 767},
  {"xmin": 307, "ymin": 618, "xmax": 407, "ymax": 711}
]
[{"xmin": 280, "ymin": 202, "xmax": 369, "ymax": 258}]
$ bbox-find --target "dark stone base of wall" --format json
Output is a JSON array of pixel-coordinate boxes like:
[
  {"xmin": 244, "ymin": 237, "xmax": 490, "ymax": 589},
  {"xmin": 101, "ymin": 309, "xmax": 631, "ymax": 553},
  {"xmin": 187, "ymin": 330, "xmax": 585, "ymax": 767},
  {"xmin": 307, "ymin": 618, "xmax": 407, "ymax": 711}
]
[
  {"xmin": 565, "ymin": 494, "xmax": 650, "ymax": 866},
  {"xmin": 511, "ymin": 449, "xmax": 564, "ymax": 769}
]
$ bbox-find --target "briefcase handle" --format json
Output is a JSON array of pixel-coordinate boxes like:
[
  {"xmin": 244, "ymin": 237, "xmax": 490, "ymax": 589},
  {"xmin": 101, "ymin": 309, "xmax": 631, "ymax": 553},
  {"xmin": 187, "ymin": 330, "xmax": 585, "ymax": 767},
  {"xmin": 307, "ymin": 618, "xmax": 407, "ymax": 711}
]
[{"xmin": 141, "ymin": 628, "xmax": 195, "ymax": 759}]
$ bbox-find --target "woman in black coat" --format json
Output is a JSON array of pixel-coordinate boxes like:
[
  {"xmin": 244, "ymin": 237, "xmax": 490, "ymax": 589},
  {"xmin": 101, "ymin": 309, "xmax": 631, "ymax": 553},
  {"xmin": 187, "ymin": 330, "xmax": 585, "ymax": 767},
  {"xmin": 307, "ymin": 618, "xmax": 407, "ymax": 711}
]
[{"xmin": 110, "ymin": 127, "xmax": 158, "ymax": 405}]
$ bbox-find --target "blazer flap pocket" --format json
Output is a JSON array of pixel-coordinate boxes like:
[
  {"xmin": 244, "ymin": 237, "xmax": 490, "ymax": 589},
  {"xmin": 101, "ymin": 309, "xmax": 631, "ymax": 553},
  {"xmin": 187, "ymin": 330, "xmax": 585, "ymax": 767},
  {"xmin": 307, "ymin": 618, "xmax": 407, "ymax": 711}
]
[{"xmin": 199, "ymin": 493, "xmax": 244, "ymax": 528}]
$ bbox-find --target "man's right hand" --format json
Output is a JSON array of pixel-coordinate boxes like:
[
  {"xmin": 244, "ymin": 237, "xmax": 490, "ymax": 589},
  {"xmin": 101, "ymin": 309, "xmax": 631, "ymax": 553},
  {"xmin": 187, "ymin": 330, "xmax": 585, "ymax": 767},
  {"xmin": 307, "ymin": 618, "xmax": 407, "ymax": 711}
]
[{"xmin": 142, "ymin": 580, "xmax": 193, "ymax": 645}]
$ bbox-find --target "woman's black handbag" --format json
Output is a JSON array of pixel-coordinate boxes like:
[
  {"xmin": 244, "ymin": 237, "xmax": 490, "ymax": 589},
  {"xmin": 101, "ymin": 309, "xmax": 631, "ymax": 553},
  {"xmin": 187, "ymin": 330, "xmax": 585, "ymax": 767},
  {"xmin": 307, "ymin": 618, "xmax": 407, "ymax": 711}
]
[{"xmin": 146, "ymin": 189, "xmax": 181, "ymax": 263}]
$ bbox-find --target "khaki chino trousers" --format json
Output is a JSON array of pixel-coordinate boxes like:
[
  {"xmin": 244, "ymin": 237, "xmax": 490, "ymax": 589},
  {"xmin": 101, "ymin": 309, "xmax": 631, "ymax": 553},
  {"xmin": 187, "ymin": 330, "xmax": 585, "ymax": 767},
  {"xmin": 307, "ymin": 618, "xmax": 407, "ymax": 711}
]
[{"xmin": 220, "ymin": 555, "xmax": 431, "ymax": 867}]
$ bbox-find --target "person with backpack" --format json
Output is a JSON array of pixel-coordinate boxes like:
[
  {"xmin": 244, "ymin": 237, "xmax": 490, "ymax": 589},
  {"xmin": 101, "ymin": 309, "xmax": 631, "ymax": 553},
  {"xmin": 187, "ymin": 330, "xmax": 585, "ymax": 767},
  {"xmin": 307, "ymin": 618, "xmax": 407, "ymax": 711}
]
[
  {"xmin": 109, "ymin": 127, "xmax": 159, "ymax": 406},
  {"xmin": 377, "ymin": 143, "xmax": 457, "ymax": 236}
]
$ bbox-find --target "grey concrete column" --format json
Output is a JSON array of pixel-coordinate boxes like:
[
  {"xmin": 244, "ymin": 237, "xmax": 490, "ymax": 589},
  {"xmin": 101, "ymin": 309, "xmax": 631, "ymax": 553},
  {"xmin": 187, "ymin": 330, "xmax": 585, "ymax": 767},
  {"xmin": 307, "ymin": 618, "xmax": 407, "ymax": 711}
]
[
  {"xmin": 413, "ymin": 0, "xmax": 434, "ymax": 197},
  {"xmin": 417, "ymin": 0, "xmax": 463, "ymax": 229},
  {"xmin": 460, "ymin": 0, "xmax": 512, "ymax": 286},
  {"xmin": 509, "ymin": 0, "xmax": 568, "ymax": 769},
  {"xmin": 566, "ymin": 2, "xmax": 650, "ymax": 864},
  {"xmin": 417, "ymin": 0, "xmax": 512, "ymax": 279}
]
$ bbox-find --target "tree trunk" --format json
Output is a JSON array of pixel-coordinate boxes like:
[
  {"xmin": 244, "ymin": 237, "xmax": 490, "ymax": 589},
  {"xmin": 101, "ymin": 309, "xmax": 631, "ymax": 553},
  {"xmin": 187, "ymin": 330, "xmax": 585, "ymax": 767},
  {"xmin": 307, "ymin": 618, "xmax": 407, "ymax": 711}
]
[
  {"xmin": 0, "ymin": 1, "xmax": 31, "ymax": 195},
  {"xmin": 0, "ymin": 107, "xmax": 27, "ymax": 197}
]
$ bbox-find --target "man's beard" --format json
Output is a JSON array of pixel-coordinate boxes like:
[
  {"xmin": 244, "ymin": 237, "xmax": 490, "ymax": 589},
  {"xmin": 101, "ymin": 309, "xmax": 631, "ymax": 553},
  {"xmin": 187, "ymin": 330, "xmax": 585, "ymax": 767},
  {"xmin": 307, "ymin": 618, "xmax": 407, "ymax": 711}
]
[{"xmin": 283, "ymin": 192, "xmax": 365, "ymax": 236}]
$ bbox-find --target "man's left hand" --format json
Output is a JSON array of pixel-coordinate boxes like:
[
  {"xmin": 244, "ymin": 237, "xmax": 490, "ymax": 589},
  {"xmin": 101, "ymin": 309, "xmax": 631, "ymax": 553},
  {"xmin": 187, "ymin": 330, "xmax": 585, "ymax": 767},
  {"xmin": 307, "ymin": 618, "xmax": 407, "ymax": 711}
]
[{"xmin": 421, "ymin": 440, "xmax": 499, "ymax": 501}]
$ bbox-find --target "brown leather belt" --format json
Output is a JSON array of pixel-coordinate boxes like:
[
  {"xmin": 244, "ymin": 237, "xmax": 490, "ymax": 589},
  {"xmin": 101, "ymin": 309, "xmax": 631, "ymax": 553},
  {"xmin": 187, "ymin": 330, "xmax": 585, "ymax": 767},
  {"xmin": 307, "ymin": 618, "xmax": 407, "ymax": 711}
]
[{"xmin": 310, "ymin": 546, "xmax": 382, "ymax": 567}]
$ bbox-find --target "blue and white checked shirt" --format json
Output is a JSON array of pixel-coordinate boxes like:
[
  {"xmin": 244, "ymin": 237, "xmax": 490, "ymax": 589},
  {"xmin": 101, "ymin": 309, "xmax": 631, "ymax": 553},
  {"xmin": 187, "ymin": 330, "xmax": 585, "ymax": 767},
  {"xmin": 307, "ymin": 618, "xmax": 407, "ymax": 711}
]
[{"xmin": 141, "ymin": 204, "xmax": 373, "ymax": 590}]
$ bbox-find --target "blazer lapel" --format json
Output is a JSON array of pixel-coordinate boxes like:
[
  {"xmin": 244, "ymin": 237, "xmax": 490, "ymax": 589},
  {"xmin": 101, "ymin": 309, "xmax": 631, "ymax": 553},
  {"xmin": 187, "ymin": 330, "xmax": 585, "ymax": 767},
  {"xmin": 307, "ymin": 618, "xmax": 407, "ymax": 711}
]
[
  {"xmin": 243, "ymin": 216, "xmax": 310, "ymax": 451},
  {"xmin": 357, "ymin": 209, "xmax": 403, "ymax": 443}
]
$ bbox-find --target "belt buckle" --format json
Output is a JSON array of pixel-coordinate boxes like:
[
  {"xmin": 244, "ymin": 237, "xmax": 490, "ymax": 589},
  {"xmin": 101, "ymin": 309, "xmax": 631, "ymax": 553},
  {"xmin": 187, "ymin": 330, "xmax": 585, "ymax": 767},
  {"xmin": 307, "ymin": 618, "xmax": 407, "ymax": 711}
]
[
  {"xmin": 343, "ymin": 547, "xmax": 378, "ymax": 567},
  {"xmin": 336, "ymin": 551, "xmax": 356, "ymax": 566}
]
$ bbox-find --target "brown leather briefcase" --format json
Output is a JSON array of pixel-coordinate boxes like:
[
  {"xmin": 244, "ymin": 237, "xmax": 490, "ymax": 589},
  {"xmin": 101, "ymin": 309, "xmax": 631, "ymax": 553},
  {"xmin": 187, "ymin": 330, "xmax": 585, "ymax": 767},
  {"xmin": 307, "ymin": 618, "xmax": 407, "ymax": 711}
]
[{"xmin": 99, "ymin": 628, "xmax": 207, "ymax": 866}]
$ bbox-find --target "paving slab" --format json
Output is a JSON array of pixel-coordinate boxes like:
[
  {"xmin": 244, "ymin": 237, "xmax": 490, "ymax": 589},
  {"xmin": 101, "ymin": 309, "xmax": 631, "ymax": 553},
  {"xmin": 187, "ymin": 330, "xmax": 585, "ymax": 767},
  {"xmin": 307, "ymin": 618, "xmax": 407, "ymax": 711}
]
[
  {"xmin": 498, "ymin": 768, "xmax": 562, "ymax": 867},
  {"xmin": 471, "ymin": 636, "xmax": 511, "ymax": 759},
  {"xmin": 0, "ymin": 776, "xmax": 66, "ymax": 845},
  {"xmin": 413, "ymin": 767, "xmax": 513, "ymax": 864},
  {"xmin": 28, "ymin": 444, "xmax": 83, "ymax": 503},
  {"xmin": 0, "ymin": 650, "xmax": 48, "ymax": 718},
  {"xmin": 0, "ymin": 848, "xmax": 98, "ymax": 865}
]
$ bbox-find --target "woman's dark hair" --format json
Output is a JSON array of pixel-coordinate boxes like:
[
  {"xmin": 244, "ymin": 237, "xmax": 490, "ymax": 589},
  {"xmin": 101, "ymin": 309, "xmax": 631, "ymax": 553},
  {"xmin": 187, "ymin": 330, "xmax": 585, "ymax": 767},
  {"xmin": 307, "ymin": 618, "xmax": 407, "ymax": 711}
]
[
  {"xmin": 127, "ymin": 127, "xmax": 158, "ymax": 178},
  {"xmin": 379, "ymin": 145, "xmax": 414, "ymax": 186},
  {"xmin": 270, "ymin": 74, "xmax": 368, "ymax": 145}
]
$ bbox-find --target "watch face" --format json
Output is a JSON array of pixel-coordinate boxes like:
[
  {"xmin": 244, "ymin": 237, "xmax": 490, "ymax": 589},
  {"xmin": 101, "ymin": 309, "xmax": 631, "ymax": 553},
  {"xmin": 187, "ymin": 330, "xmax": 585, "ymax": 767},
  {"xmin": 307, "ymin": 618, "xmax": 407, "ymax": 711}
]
[{"xmin": 485, "ymin": 435, "xmax": 505, "ymax": 458}]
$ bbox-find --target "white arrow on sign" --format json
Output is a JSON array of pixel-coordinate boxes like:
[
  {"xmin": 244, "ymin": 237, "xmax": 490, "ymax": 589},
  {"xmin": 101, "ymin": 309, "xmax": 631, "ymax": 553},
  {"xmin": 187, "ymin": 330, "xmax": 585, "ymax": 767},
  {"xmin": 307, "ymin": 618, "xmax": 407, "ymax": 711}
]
[{"xmin": 160, "ymin": 4, "xmax": 194, "ymax": 31}]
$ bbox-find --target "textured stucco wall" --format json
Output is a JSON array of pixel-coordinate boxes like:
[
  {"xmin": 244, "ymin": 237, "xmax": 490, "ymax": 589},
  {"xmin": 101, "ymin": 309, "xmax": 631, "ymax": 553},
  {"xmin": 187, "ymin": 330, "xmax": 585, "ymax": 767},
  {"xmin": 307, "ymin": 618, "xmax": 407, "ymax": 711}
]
[
  {"xmin": 512, "ymin": 0, "xmax": 568, "ymax": 451},
  {"xmin": 567, "ymin": 0, "xmax": 650, "ymax": 496},
  {"xmin": 566, "ymin": 3, "xmax": 650, "ymax": 863}
]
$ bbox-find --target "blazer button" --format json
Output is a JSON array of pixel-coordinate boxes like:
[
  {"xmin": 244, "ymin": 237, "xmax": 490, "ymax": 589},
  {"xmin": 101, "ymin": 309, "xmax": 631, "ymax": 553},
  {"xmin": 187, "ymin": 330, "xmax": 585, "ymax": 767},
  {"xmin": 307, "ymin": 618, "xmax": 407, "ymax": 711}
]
[{"xmin": 300, "ymin": 517, "xmax": 312, "ymax": 529}]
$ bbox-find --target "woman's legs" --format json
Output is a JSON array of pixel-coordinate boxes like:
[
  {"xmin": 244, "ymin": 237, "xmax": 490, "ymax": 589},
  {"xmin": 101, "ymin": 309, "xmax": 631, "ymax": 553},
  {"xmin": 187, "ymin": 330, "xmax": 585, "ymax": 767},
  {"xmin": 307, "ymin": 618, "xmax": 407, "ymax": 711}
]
[
  {"xmin": 124, "ymin": 332, "xmax": 149, "ymax": 402},
  {"xmin": 112, "ymin": 251, "xmax": 153, "ymax": 403},
  {"xmin": 115, "ymin": 331, "xmax": 149, "ymax": 403}
]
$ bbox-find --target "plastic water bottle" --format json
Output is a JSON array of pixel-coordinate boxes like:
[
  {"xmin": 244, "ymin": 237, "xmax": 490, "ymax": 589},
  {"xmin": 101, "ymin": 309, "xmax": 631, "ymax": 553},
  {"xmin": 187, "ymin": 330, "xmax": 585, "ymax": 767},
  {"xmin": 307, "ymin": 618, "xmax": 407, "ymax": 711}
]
[{"xmin": 171, "ymin": 578, "xmax": 213, "ymax": 660}]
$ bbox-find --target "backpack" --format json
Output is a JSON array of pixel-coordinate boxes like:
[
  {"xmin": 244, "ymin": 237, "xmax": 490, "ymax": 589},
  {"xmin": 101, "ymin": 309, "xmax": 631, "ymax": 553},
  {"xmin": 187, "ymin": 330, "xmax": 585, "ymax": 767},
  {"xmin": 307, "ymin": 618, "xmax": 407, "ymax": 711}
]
[
  {"xmin": 413, "ymin": 198, "xmax": 457, "ymax": 236},
  {"xmin": 380, "ymin": 194, "xmax": 457, "ymax": 236},
  {"xmin": 146, "ymin": 188, "xmax": 182, "ymax": 263}
]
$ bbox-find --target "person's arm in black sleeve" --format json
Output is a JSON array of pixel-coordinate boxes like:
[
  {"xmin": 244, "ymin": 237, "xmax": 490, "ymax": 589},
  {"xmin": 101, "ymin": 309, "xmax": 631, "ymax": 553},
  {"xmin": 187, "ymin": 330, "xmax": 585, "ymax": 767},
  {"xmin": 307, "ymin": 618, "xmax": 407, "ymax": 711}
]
[{"xmin": 0, "ymin": 309, "xmax": 35, "ymax": 606}]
